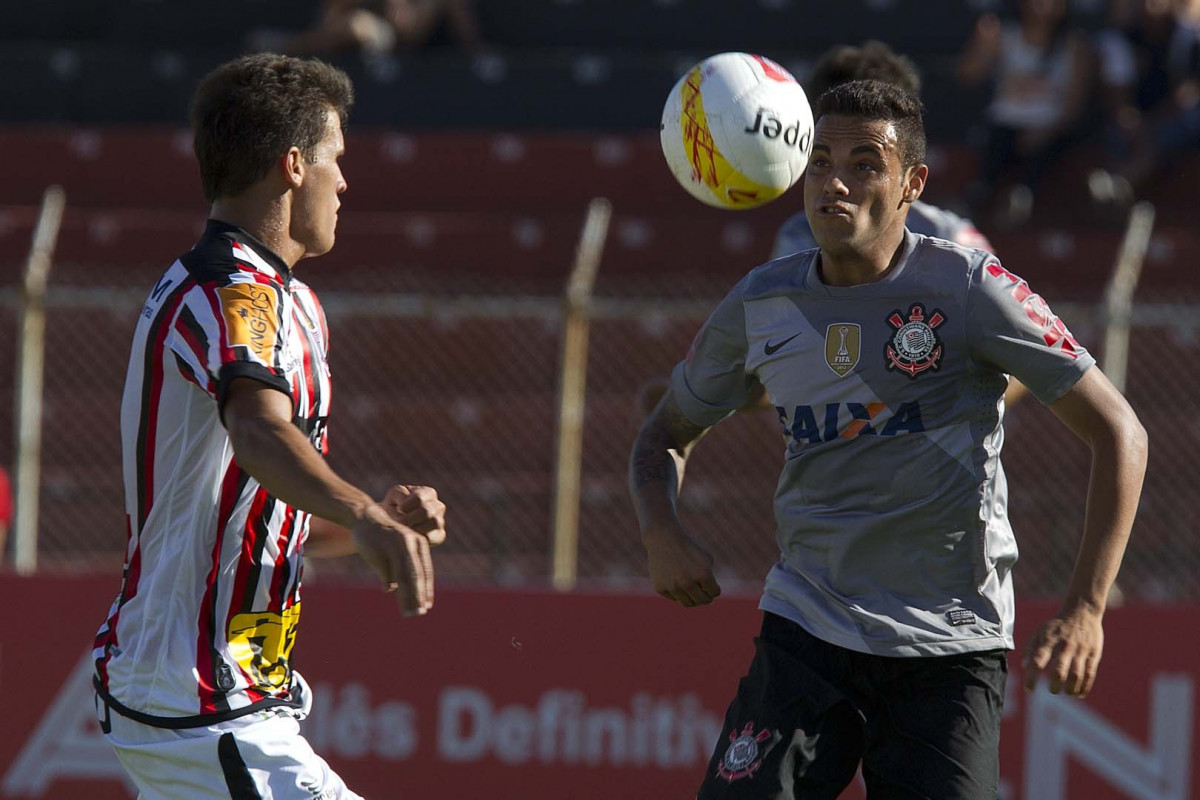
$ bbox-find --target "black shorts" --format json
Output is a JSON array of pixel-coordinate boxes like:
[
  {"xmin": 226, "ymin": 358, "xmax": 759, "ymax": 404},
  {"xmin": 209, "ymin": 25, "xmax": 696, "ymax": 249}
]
[{"xmin": 697, "ymin": 612, "xmax": 1007, "ymax": 800}]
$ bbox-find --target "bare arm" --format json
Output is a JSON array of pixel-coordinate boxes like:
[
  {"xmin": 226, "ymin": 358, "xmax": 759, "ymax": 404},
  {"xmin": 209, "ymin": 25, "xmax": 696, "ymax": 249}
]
[
  {"xmin": 630, "ymin": 388, "xmax": 709, "ymax": 516},
  {"xmin": 307, "ymin": 484, "xmax": 447, "ymax": 559},
  {"xmin": 629, "ymin": 389, "xmax": 723, "ymax": 606},
  {"xmin": 306, "ymin": 516, "xmax": 356, "ymax": 558},
  {"xmin": 225, "ymin": 380, "xmax": 372, "ymax": 529},
  {"xmin": 1023, "ymin": 366, "xmax": 1148, "ymax": 697},
  {"xmin": 1004, "ymin": 377, "xmax": 1029, "ymax": 407},
  {"xmin": 224, "ymin": 379, "xmax": 434, "ymax": 615}
]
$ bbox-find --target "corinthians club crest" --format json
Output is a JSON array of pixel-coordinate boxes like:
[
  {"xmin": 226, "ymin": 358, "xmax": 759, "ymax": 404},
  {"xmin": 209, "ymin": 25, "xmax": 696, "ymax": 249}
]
[
  {"xmin": 885, "ymin": 304, "xmax": 946, "ymax": 378},
  {"xmin": 717, "ymin": 722, "xmax": 774, "ymax": 783}
]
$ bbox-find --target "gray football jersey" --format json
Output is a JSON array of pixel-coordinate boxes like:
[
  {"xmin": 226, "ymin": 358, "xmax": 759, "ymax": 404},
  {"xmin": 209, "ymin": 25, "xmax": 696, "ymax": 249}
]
[
  {"xmin": 671, "ymin": 231, "xmax": 1094, "ymax": 657},
  {"xmin": 771, "ymin": 200, "xmax": 993, "ymax": 259}
]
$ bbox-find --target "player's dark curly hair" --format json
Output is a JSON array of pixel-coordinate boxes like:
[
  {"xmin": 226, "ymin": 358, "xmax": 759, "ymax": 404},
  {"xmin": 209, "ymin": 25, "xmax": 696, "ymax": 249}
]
[
  {"xmin": 190, "ymin": 54, "xmax": 354, "ymax": 202},
  {"xmin": 807, "ymin": 41, "xmax": 921, "ymax": 103},
  {"xmin": 817, "ymin": 79, "xmax": 926, "ymax": 169}
]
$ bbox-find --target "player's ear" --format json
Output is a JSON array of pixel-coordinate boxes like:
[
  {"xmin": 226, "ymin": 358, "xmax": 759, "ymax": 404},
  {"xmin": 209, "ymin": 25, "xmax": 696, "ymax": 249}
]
[
  {"xmin": 901, "ymin": 163, "xmax": 928, "ymax": 205},
  {"xmin": 282, "ymin": 146, "xmax": 305, "ymax": 190}
]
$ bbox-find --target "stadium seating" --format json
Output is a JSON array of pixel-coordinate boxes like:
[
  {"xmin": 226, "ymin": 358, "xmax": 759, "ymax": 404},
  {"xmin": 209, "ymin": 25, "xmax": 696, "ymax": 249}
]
[{"xmin": 5, "ymin": 128, "xmax": 1198, "ymax": 303}]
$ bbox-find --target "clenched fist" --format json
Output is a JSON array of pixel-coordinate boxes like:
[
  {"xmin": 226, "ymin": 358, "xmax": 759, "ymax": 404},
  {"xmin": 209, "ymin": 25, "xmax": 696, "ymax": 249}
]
[{"xmin": 384, "ymin": 484, "xmax": 447, "ymax": 546}]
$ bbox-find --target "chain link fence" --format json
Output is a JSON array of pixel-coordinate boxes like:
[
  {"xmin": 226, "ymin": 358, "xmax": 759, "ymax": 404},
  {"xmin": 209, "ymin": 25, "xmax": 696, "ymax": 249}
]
[
  {"xmin": 3, "ymin": 282, "xmax": 1198, "ymax": 602},
  {"xmin": 1, "ymin": 199, "xmax": 1198, "ymax": 601}
]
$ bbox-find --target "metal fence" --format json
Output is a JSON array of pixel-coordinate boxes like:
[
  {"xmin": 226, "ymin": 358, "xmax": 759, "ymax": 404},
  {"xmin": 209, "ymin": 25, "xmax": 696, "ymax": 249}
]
[{"xmin": 3, "ymin": 282, "xmax": 1198, "ymax": 601}]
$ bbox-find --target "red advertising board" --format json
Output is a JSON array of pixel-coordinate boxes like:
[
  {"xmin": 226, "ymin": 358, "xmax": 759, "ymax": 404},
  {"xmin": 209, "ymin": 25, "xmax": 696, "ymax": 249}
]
[{"xmin": 0, "ymin": 574, "xmax": 1195, "ymax": 799}]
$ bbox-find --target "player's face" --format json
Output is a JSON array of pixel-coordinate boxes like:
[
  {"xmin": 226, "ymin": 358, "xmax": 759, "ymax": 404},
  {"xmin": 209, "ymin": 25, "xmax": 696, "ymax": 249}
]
[
  {"xmin": 803, "ymin": 115, "xmax": 914, "ymax": 252},
  {"xmin": 292, "ymin": 108, "xmax": 347, "ymax": 259}
]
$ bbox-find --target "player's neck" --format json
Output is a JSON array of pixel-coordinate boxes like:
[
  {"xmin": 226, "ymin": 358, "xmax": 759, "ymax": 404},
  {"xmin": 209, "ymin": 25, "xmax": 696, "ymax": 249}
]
[
  {"xmin": 209, "ymin": 193, "xmax": 305, "ymax": 269},
  {"xmin": 818, "ymin": 226, "xmax": 907, "ymax": 288}
]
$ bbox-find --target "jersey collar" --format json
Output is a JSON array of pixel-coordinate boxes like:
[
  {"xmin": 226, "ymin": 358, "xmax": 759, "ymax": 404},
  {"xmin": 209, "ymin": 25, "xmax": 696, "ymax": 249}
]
[
  {"xmin": 204, "ymin": 219, "xmax": 294, "ymax": 287},
  {"xmin": 805, "ymin": 229, "xmax": 920, "ymax": 298}
]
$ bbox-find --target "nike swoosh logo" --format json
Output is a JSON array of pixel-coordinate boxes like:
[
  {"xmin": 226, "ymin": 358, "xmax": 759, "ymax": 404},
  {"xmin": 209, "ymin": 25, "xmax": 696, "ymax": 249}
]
[{"xmin": 764, "ymin": 332, "xmax": 801, "ymax": 355}]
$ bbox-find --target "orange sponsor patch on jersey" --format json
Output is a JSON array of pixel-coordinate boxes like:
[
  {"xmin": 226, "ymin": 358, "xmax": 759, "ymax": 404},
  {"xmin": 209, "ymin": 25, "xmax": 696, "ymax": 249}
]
[{"xmin": 218, "ymin": 283, "xmax": 280, "ymax": 365}]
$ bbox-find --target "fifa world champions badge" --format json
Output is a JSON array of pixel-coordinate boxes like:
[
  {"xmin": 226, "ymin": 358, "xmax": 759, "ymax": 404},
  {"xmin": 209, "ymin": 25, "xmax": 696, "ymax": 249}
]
[
  {"xmin": 717, "ymin": 722, "xmax": 774, "ymax": 782},
  {"xmin": 885, "ymin": 304, "xmax": 946, "ymax": 378}
]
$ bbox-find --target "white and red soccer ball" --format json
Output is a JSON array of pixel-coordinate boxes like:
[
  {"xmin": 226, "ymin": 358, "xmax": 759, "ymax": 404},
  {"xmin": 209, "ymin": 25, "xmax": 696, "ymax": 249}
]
[{"xmin": 661, "ymin": 52, "xmax": 814, "ymax": 210}]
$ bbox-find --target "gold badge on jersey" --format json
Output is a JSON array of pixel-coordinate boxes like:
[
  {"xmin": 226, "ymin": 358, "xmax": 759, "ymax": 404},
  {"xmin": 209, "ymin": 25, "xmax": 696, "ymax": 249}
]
[
  {"xmin": 218, "ymin": 283, "xmax": 280, "ymax": 366},
  {"xmin": 227, "ymin": 604, "xmax": 301, "ymax": 691},
  {"xmin": 825, "ymin": 323, "xmax": 861, "ymax": 377}
]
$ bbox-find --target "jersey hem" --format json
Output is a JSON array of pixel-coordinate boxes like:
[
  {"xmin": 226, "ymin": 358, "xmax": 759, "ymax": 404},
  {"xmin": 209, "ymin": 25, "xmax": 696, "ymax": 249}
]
[
  {"xmin": 758, "ymin": 597, "xmax": 1015, "ymax": 658},
  {"xmin": 94, "ymin": 675, "xmax": 303, "ymax": 730}
]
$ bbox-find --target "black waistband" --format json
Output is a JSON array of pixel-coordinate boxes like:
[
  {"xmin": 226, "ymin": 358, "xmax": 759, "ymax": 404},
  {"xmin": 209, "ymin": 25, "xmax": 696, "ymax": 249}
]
[{"xmin": 93, "ymin": 675, "xmax": 303, "ymax": 730}]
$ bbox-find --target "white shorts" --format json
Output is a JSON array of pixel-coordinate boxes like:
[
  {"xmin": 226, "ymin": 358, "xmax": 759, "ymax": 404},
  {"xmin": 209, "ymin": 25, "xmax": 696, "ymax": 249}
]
[{"xmin": 100, "ymin": 703, "xmax": 364, "ymax": 800}]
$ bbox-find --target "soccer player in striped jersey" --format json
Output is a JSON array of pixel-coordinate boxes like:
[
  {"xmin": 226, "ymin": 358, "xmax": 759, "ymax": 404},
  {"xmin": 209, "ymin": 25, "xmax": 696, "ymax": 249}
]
[
  {"xmin": 630, "ymin": 81, "xmax": 1147, "ymax": 799},
  {"xmin": 92, "ymin": 54, "xmax": 444, "ymax": 800}
]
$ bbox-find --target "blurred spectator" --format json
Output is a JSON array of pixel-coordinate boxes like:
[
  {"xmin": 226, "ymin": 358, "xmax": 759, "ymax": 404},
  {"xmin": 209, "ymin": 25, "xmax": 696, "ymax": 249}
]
[
  {"xmin": 958, "ymin": 0, "xmax": 1095, "ymax": 227},
  {"xmin": 0, "ymin": 465, "xmax": 10, "ymax": 562},
  {"xmin": 1090, "ymin": 0, "xmax": 1200, "ymax": 204},
  {"xmin": 251, "ymin": 0, "xmax": 483, "ymax": 57}
]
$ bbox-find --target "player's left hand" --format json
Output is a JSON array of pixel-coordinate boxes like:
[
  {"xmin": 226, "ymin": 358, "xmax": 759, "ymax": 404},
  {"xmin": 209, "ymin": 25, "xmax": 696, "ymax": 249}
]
[
  {"xmin": 1022, "ymin": 605, "xmax": 1105, "ymax": 698},
  {"xmin": 383, "ymin": 485, "xmax": 447, "ymax": 546}
]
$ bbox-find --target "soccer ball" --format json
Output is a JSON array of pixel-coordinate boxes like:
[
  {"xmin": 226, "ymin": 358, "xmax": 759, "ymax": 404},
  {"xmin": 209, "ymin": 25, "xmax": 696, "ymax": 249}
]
[{"xmin": 661, "ymin": 52, "xmax": 814, "ymax": 210}]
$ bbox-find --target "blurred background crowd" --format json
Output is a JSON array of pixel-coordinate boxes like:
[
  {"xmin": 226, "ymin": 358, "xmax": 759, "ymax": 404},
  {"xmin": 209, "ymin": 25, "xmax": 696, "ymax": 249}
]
[{"xmin": 1, "ymin": 0, "xmax": 1197, "ymax": 603}]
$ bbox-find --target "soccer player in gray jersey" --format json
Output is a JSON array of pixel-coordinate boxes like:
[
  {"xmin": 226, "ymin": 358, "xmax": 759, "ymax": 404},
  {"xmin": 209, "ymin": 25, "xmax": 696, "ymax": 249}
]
[
  {"xmin": 771, "ymin": 42, "xmax": 994, "ymax": 260},
  {"xmin": 765, "ymin": 41, "xmax": 1031, "ymax": 413},
  {"xmin": 637, "ymin": 42, "xmax": 1021, "ymax": 418},
  {"xmin": 630, "ymin": 81, "xmax": 1147, "ymax": 799}
]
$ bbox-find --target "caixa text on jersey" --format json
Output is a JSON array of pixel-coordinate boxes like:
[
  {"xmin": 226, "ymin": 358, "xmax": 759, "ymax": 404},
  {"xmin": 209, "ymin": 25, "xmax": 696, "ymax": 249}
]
[{"xmin": 775, "ymin": 401, "xmax": 924, "ymax": 444}]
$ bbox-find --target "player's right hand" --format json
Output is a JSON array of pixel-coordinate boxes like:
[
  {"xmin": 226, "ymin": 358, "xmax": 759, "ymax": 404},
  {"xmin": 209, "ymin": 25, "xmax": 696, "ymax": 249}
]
[
  {"xmin": 351, "ymin": 503, "xmax": 434, "ymax": 617},
  {"xmin": 383, "ymin": 484, "xmax": 447, "ymax": 546},
  {"xmin": 643, "ymin": 525, "xmax": 722, "ymax": 608}
]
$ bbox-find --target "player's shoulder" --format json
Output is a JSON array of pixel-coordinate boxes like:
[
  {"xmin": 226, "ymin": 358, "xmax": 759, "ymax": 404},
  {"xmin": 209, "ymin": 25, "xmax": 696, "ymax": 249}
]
[
  {"xmin": 180, "ymin": 225, "xmax": 243, "ymax": 284},
  {"xmin": 741, "ymin": 250, "xmax": 813, "ymax": 297},
  {"xmin": 922, "ymin": 236, "xmax": 1031, "ymax": 304},
  {"xmin": 913, "ymin": 230, "xmax": 990, "ymax": 263},
  {"xmin": 910, "ymin": 232, "xmax": 997, "ymax": 291},
  {"xmin": 720, "ymin": 250, "xmax": 816, "ymax": 303}
]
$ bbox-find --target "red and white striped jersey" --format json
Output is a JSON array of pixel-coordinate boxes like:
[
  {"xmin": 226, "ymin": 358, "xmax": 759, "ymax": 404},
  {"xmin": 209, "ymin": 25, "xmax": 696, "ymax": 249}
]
[{"xmin": 94, "ymin": 220, "xmax": 332, "ymax": 726}]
